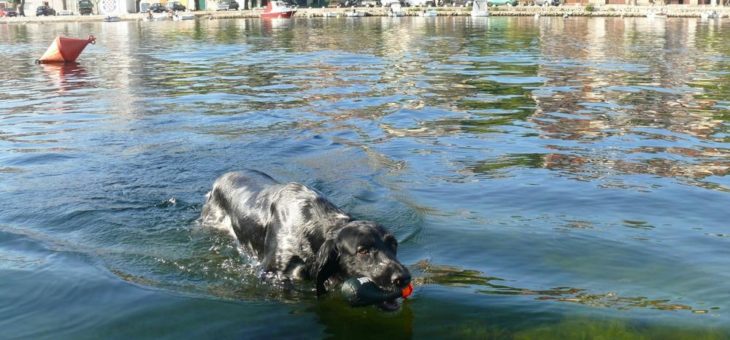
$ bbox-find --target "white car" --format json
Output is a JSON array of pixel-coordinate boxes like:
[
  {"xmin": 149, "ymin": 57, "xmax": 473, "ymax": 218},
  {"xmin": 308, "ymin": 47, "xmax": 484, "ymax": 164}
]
[
  {"xmin": 533, "ymin": 0, "xmax": 559, "ymax": 5},
  {"xmin": 381, "ymin": 0, "xmax": 401, "ymax": 6},
  {"xmin": 406, "ymin": 0, "xmax": 435, "ymax": 6},
  {"xmin": 216, "ymin": 0, "xmax": 239, "ymax": 10}
]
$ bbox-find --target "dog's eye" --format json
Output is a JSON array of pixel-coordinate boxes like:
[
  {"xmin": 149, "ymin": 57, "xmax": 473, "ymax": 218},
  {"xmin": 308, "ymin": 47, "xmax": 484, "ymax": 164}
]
[{"xmin": 357, "ymin": 247, "xmax": 369, "ymax": 255}]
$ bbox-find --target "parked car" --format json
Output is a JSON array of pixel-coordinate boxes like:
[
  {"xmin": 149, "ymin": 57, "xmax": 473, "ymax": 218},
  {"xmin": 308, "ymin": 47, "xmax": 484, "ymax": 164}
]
[
  {"xmin": 532, "ymin": 0, "xmax": 558, "ymax": 5},
  {"xmin": 361, "ymin": 0, "xmax": 379, "ymax": 6},
  {"xmin": 78, "ymin": 0, "xmax": 93, "ymax": 14},
  {"xmin": 381, "ymin": 0, "xmax": 401, "ymax": 6},
  {"xmin": 216, "ymin": 0, "xmax": 239, "ymax": 10},
  {"xmin": 449, "ymin": 0, "xmax": 472, "ymax": 6},
  {"xmin": 0, "ymin": 7, "xmax": 18, "ymax": 16},
  {"xmin": 148, "ymin": 2, "xmax": 166, "ymax": 12},
  {"xmin": 36, "ymin": 4, "xmax": 56, "ymax": 15},
  {"xmin": 406, "ymin": 0, "xmax": 435, "ymax": 6},
  {"xmin": 216, "ymin": 1, "xmax": 229, "ymax": 10},
  {"xmin": 337, "ymin": 0, "xmax": 358, "ymax": 6},
  {"xmin": 487, "ymin": 0, "xmax": 517, "ymax": 5},
  {"xmin": 166, "ymin": 1, "xmax": 186, "ymax": 11}
]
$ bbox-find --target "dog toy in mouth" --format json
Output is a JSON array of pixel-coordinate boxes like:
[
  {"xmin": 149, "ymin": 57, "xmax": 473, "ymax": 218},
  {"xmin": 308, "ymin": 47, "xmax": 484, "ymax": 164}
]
[
  {"xmin": 401, "ymin": 282, "xmax": 414, "ymax": 299},
  {"xmin": 341, "ymin": 277, "xmax": 412, "ymax": 311}
]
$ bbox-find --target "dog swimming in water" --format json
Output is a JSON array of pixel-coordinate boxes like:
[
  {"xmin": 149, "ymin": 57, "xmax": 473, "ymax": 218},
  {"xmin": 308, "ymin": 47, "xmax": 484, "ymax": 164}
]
[{"xmin": 201, "ymin": 170, "xmax": 411, "ymax": 309}]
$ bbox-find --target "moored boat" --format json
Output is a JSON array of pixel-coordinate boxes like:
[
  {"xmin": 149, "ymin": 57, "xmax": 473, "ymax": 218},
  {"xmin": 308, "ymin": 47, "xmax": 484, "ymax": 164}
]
[
  {"xmin": 345, "ymin": 11, "xmax": 366, "ymax": 17},
  {"xmin": 145, "ymin": 11, "xmax": 171, "ymax": 21},
  {"xmin": 700, "ymin": 10, "xmax": 718, "ymax": 20},
  {"xmin": 344, "ymin": 7, "xmax": 368, "ymax": 17},
  {"xmin": 261, "ymin": 0, "xmax": 296, "ymax": 19},
  {"xmin": 420, "ymin": 8, "xmax": 437, "ymax": 17},
  {"xmin": 173, "ymin": 11, "xmax": 195, "ymax": 20},
  {"xmin": 471, "ymin": 0, "xmax": 489, "ymax": 17},
  {"xmin": 645, "ymin": 10, "xmax": 666, "ymax": 20},
  {"xmin": 388, "ymin": 3, "xmax": 404, "ymax": 17}
]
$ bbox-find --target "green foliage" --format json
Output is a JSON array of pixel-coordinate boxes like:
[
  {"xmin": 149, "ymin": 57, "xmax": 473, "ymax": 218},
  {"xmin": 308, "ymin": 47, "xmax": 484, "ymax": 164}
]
[{"xmin": 585, "ymin": 3, "xmax": 595, "ymax": 12}]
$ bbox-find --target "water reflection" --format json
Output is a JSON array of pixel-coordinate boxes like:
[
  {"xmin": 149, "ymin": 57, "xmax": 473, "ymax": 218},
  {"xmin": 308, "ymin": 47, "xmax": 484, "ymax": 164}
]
[
  {"xmin": 414, "ymin": 261, "xmax": 710, "ymax": 314},
  {"xmin": 1, "ymin": 16, "xmax": 730, "ymax": 336},
  {"xmin": 452, "ymin": 16, "xmax": 730, "ymax": 189},
  {"xmin": 261, "ymin": 18, "xmax": 294, "ymax": 32},
  {"xmin": 40, "ymin": 63, "xmax": 90, "ymax": 93},
  {"xmin": 314, "ymin": 297, "xmax": 414, "ymax": 339}
]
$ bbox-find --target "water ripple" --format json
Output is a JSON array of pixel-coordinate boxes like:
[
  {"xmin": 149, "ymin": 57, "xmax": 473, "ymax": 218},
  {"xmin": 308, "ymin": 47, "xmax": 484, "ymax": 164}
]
[{"xmin": 1, "ymin": 16, "xmax": 730, "ymax": 336}]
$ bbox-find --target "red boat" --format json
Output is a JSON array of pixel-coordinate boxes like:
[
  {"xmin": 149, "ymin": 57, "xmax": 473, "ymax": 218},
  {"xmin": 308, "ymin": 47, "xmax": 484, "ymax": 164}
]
[{"xmin": 260, "ymin": 1, "xmax": 296, "ymax": 19}]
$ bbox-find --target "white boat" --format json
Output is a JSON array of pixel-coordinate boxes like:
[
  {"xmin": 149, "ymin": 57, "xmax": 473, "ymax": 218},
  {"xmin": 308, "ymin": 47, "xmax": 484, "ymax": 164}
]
[
  {"xmin": 471, "ymin": 0, "xmax": 489, "ymax": 17},
  {"xmin": 420, "ymin": 8, "xmax": 437, "ymax": 17},
  {"xmin": 145, "ymin": 11, "xmax": 171, "ymax": 21},
  {"xmin": 344, "ymin": 8, "xmax": 367, "ymax": 17},
  {"xmin": 173, "ymin": 11, "xmax": 195, "ymax": 20},
  {"xmin": 388, "ymin": 3, "xmax": 404, "ymax": 17},
  {"xmin": 261, "ymin": 0, "xmax": 297, "ymax": 19},
  {"xmin": 646, "ymin": 11, "xmax": 666, "ymax": 20},
  {"xmin": 699, "ymin": 10, "xmax": 717, "ymax": 20}
]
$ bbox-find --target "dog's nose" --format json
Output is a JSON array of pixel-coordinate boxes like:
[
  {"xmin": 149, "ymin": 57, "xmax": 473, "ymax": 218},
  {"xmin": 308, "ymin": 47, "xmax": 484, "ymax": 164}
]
[{"xmin": 391, "ymin": 272, "xmax": 411, "ymax": 288}]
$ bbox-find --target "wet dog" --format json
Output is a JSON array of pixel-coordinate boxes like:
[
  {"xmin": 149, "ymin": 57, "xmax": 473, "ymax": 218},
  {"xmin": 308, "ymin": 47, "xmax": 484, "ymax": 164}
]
[{"xmin": 201, "ymin": 170, "xmax": 411, "ymax": 309}]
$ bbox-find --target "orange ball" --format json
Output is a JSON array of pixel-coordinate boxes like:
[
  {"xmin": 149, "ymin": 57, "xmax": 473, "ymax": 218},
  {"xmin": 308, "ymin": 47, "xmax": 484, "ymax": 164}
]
[{"xmin": 401, "ymin": 283, "xmax": 414, "ymax": 299}]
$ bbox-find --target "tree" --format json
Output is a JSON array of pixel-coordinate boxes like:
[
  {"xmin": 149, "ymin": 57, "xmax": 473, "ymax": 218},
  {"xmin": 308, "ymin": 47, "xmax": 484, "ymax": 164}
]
[{"xmin": 18, "ymin": 0, "xmax": 25, "ymax": 16}]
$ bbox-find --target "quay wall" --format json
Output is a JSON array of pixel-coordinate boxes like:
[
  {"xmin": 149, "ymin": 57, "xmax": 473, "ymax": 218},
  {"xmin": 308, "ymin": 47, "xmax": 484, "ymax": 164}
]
[{"xmin": 2, "ymin": 4, "xmax": 729, "ymax": 23}]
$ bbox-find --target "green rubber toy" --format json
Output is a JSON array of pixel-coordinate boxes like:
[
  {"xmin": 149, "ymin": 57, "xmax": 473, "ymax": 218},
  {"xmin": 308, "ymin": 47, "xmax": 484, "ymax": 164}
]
[{"xmin": 341, "ymin": 277, "xmax": 413, "ymax": 308}]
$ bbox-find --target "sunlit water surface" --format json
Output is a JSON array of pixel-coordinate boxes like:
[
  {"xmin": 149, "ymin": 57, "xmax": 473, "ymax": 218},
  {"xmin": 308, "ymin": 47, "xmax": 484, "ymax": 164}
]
[{"xmin": 1, "ymin": 16, "xmax": 729, "ymax": 338}]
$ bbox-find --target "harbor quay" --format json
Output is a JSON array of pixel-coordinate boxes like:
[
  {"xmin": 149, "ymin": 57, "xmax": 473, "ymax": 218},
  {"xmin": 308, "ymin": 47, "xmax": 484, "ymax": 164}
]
[{"xmin": 2, "ymin": 3, "xmax": 730, "ymax": 23}]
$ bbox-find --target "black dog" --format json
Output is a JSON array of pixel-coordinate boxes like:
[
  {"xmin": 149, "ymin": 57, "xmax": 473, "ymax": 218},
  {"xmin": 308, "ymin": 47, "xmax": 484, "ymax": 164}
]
[{"xmin": 201, "ymin": 170, "xmax": 411, "ymax": 308}]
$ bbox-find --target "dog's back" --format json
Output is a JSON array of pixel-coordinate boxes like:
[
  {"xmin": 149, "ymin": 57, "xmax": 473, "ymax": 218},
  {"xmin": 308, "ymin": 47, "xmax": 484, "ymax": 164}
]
[{"xmin": 201, "ymin": 170, "xmax": 350, "ymax": 277}]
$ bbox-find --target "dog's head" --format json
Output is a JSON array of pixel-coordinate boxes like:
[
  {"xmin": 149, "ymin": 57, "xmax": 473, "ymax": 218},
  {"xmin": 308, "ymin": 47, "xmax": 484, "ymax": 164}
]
[{"xmin": 313, "ymin": 221, "xmax": 411, "ymax": 308}]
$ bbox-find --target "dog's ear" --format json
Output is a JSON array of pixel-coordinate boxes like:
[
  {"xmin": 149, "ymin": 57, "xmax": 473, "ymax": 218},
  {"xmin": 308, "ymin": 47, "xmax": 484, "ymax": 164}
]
[{"xmin": 313, "ymin": 239, "xmax": 339, "ymax": 296}]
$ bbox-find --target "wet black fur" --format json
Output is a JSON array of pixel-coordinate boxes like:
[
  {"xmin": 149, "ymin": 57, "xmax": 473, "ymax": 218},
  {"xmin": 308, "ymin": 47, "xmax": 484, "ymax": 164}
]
[{"xmin": 201, "ymin": 170, "xmax": 411, "ymax": 295}]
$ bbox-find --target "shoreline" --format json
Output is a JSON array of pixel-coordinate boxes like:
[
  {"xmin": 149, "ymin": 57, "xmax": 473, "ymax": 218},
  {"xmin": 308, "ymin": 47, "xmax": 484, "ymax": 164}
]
[{"xmin": 1, "ymin": 4, "xmax": 728, "ymax": 23}]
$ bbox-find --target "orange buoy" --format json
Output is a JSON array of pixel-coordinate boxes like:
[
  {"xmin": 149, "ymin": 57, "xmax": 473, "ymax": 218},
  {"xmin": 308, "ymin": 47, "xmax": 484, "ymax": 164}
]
[{"xmin": 37, "ymin": 35, "xmax": 96, "ymax": 64}]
